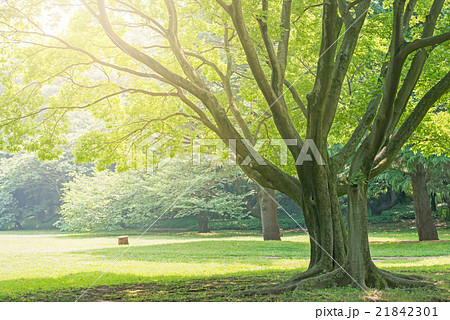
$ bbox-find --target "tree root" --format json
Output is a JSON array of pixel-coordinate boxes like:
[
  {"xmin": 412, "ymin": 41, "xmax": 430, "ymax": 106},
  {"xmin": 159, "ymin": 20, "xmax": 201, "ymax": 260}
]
[
  {"xmin": 377, "ymin": 269, "xmax": 429, "ymax": 282},
  {"xmin": 284, "ymin": 263, "xmax": 329, "ymax": 283},
  {"xmin": 376, "ymin": 269, "xmax": 435, "ymax": 289},
  {"xmin": 230, "ymin": 265, "xmax": 435, "ymax": 298},
  {"xmin": 229, "ymin": 282, "xmax": 297, "ymax": 298},
  {"xmin": 297, "ymin": 268, "xmax": 358, "ymax": 290},
  {"xmin": 295, "ymin": 265, "xmax": 435, "ymax": 290},
  {"xmin": 228, "ymin": 264, "xmax": 330, "ymax": 297}
]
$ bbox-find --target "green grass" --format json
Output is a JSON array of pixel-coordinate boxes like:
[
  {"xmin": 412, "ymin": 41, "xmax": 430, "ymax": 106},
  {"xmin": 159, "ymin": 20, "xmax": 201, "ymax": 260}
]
[{"xmin": 0, "ymin": 229, "xmax": 449, "ymax": 301}]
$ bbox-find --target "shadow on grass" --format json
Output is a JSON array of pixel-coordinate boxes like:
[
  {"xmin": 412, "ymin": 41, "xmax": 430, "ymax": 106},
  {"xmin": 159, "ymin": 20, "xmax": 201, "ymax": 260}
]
[
  {"xmin": 2, "ymin": 268, "xmax": 448, "ymax": 302},
  {"xmin": 0, "ymin": 269, "xmax": 299, "ymax": 302}
]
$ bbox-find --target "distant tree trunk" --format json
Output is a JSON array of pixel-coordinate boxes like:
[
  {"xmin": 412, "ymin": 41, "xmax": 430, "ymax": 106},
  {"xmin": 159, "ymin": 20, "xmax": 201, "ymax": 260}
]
[
  {"xmin": 246, "ymin": 198, "xmax": 260, "ymax": 218},
  {"xmin": 430, "ymin": 193, "xmax": 437, "ymax": 212},
  {"xmin": 411, "ymin": 163, "xmax": 439, "ymax": 241},
  {"xmin": 232, "ymin": 180, "xmax": 260, "ymax": 218},
  {"xmin": 14, "ymin": 220, "xmax": 22, "ymax": 230},
  {"xmin": 258, "ymin": 187, "xmax": 281, "ymax": 241},
  {"xmin": 195, "ymin": 212, "xmax": 210, "ymax": 233},
  {"xmin": 40, "ymin": 213, "xmax": 59, "ymax": 224},
  {"xmin": 368, "ymin": 185, "xmax": 402, "ymax": 216}
]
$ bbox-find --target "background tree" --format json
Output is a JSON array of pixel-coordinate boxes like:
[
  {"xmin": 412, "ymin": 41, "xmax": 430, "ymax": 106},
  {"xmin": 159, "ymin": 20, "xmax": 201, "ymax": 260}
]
[
  {"xmin": 378, "ymin": 148, "xmax": 449, "ymax": 240},
  {"xmin": 0, "ymin": 152, "xmax": 82, "ymax": 229},
  {"xmin": 58, "ymin": 170, "xmax": 149, "ymax": 232},
  {"xmin": 258, "ymin": 187, "xmax": 281, "ymax": 240},
  {"xmin": 410, "ymin": 161, "xmax": 439, "ymax": 241},
  {"xmin": 153, "ymin": 158, "xmax": 249, "ymax": 233},
  {"xmin": 59, "ymin": 157, "xmax": 250, "ymax": 233}
]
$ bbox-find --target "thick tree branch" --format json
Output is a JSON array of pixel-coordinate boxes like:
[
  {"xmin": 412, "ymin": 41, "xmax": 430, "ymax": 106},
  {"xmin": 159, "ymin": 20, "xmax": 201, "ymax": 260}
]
[
  {"xmin": 361, "ymin": 0, "xmax": 410, "ymax": 159},
  {"xmin": 392, "ymin": 0, "xmax": 407, "ymax": 51},
  {"xmin": 96, "ymin": 0, "xmax": 206, "ymax": 95},
  {"xmin": 276, "ymin": 0, "xmax": 292, "ymax": 78},
  {"xmin": 222, "ymin": 25, "xmax": 254, "ymax": 142},
  {"xmin": 402, "ymin": 0, "xmax": 418, "ymax": 31},
  {"xmin": 322, "ymin": 0, "xmax": 370, "ymax": 136},
  {"xmin": 372, "ymin": 70, "xmax": 450, "ymax": 177},
  {"xmin": 255, "ymin": 0, "xmax": 298, "ymax": 146},
  {"xmin": 163, "ymin": 0, "xmax": 205, "ymax": 87},
  {"xmin": 387, "ymin": 0, "xmax": 446, "ymax": 136},
  {"xmin": 306, "ymin": 0, "xmax": 339, "ymax": 128},
  {"xmin": 400, "ymin": 32, "xmax": 450, "ymax": 58},
  {"xmin": 256, "ymin": 0, "xmax": 282, "ymax": 93},
  {"xmin": 226, "ymin": 0, "xmax": 303, "ymax": 156}
]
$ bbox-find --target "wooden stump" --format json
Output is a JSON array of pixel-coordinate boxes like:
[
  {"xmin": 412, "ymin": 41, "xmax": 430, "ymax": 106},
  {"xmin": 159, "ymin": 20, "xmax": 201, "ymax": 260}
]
[{"xmin": 118, "ymin": 235, "xmax": 129, "ymax": 245}]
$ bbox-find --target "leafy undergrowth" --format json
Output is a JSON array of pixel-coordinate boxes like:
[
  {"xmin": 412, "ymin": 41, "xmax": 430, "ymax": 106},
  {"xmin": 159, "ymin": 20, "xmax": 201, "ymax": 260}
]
[{"xmin": 9, "ymin": 270, "xmax": 450, "ymax": 302}]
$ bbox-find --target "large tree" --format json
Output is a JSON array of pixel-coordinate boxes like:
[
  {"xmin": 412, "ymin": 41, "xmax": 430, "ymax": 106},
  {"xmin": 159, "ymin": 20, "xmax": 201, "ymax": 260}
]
[{"xmin": 0, "ymin": 0, "xmax": 449, "ymax": 290}]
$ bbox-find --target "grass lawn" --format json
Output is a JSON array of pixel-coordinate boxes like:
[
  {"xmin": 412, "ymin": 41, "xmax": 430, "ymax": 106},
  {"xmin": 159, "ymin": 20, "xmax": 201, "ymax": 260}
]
[{"xmin": 0, "ymin": 228, "xmax": 449, "ymax": 302}]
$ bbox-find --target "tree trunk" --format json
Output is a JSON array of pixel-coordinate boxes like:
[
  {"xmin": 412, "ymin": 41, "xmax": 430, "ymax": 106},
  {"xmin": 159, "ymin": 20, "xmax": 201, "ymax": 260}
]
[
  {"xmin": 296, "ymin": 175, "xmax": 432, "ymax": 290},
  {"xmin": 368, "ymin": 185, "xmax": 401, "ymax": 216},
  {"xmin": 40, "ymin": 213, "xmax": 59, "ymax": 224},
  {"xmin": 15, "ymin": 220, "xmax": 23, "ymax": 230},
  {"xmin": 298, "ymin": 176, "xmax": 377, "ymax": 290},
  {"xmin": 344, "ymin": 181, "xmax": 375, "ymax": 288},
  {"xmin": 430, "ymin": 193, "xmax": 437, "ymax": 212},
  {"xmin": 252, "ymin": 164, "xmax": 349, "ymax": 290},
  {"xmin": 290, "ymin": 144, "xmax": 433, "ymax": 290},
  {"xmin": 339, "ymin": 179, "xmax": 428, "ymax": 289},
  {"xmin": 411, "ymin": 163, "xmax": 439, "ymax": 241},
  {"xmin": 258, "ymin": 187, "xmax": 281, "ymax": 241},
  {"xmin": 196, "ymin": 211, "xmax": 210, "ymax": 233},
  {"xmin": 286, "ymin": 163, "xmax": 348, "ymax": 283}
]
